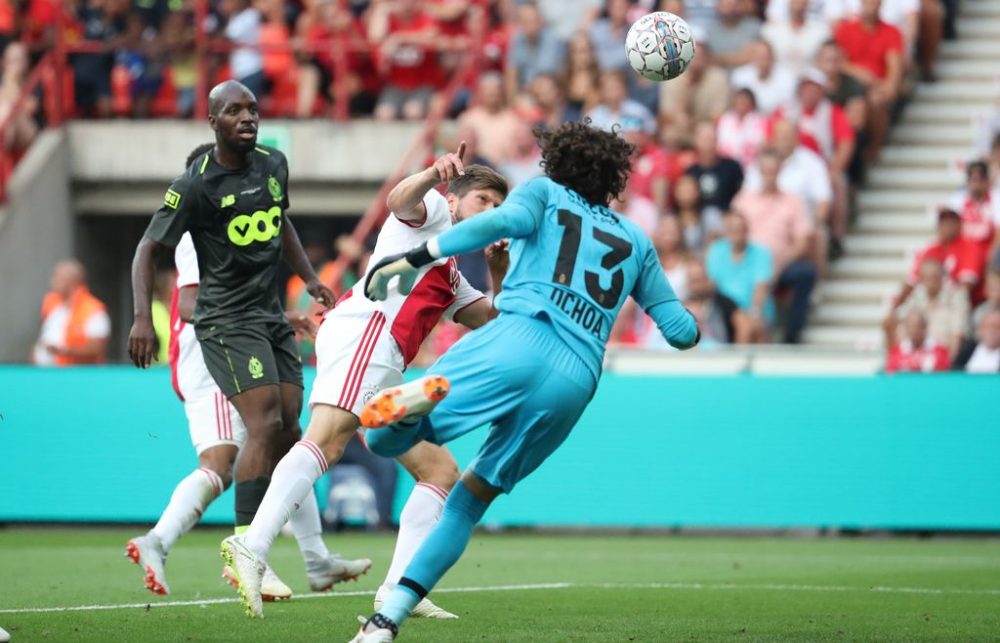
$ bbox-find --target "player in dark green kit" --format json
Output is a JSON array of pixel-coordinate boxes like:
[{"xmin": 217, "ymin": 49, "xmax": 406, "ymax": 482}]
[{"xmin": 128, "ymin": 80, "xmax": 336, "ymax": 542}]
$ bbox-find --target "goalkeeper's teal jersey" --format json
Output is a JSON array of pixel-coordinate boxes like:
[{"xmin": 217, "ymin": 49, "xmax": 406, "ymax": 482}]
[{"xmin": 437, "ymin": 176, "xmax": 697, "ymax": 382}]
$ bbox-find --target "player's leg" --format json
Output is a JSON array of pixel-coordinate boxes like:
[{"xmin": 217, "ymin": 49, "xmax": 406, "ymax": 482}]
[
  {"xmin": 125, "ymin": 391, "xmax": 238, "ymax": 595},
  {"xmin": 374, "ymin": 442, "xmax": 460, "ymax": 619},
  {"xmin": 357, "ymin": 318, "xmax": 595, "ymax": 638}
]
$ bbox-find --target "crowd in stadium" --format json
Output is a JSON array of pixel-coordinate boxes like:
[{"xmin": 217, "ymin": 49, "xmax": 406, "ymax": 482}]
[{"xmin": 12, "ymin": 0, "xmax": 1000, "ymax": 370}]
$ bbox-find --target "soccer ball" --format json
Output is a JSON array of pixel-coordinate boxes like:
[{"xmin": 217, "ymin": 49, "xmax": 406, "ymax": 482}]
[{"xmin": 625, "ymin": 12, "xmax": 696, "ymax": 82}]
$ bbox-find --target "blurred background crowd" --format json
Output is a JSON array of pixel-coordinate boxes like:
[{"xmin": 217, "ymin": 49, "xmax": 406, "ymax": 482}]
[{"xmin": 10, "ymin": 0, "xmax": 1000, "ymax": 376}]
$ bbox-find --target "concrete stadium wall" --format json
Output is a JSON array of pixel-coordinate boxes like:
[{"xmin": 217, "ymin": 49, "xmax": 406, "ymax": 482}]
[
  {"xmin": 67, "ymin": 120, "xmax": 424, "ymax": 182},
  {"xmin": 1, "ymin": 368, "xmax": 997, "ymax": 530},
  {"xmin": 0, "ymin": 131, "xmax": 73, "ymax": 362}
]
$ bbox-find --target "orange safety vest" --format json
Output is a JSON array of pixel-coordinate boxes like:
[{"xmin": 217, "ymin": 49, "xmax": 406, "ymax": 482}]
[{"xmin": 40, "ymin": 286, "xmax": 108, "ymax": 366}]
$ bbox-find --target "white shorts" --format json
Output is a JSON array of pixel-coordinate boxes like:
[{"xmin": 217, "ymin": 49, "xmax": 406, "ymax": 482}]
[
  {"xmin": 310, "ymin": 310, "xmax": 404, "ymax": 416},
  {"xmin": 184, "ymin": 390, "xmax": 247, "ymax": 455}
]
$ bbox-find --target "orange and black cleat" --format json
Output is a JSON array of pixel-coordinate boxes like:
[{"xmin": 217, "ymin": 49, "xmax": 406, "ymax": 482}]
[{"xmin": 360, "ymin": 375, "xmax": 450, "ymax": 429}]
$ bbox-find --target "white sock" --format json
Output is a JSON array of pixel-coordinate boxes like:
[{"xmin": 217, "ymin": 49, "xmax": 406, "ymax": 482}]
[
  {"xmin": 289, "ymin": 484, "xmax": 330, "ymax": 561},
  {"xmin": 151, "ymin": 467, "xmax": 223, "ymax": 552},
  {"xmin": 382, "ymin": 482, "xmax": 448, "ymax": 589},
  {"xmin": 244, "ymin": 441, "xmax": 326, "ymax": 560}
]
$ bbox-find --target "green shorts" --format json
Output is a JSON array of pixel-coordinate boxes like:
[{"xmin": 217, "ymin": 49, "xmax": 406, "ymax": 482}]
[{"xmin": 196, "ymin": 321, "xmax": 303, "ymax": 398}]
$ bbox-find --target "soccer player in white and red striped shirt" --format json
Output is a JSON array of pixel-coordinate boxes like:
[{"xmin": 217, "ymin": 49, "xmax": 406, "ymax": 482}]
[
  {"xmin": 221, "ymin": 145, "xmax": 510, "ymax": 620},
  {"xmin": 126, "ymin": 145, "xmax": 370, "ymax": 599}
]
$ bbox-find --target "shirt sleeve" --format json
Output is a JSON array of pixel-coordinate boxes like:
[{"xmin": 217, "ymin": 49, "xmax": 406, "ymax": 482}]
[
  {"xmin": 174, "ymin": 232, "xmax": 200, "ymax": 288},
  {"xmin": 275, "ymin": 150, "xmax": 291, "ymax": 210},
  {"xmin": 444, "ymin": 271, "xmax": 488, "ymax": 321},
  {"xmin": 83, "ymin": 309, "xmax": 111, "ymax": 339},
  {"xmin": 144, "ymin": 174, "xmax": 197, "ymax": 248},
  {"xmin": 436, "ymin": 177, "xmax": 549, "ymax": 257},
  {"xmin": 631, "ymin": 238, "xmax": 699, "ymax": 349},
  {"xmin": 831, "ymin": 106, "xmax": 856, "ymax": 145}
]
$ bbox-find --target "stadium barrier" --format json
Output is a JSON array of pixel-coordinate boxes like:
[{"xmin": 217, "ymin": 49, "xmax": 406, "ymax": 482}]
[{"xmin": 1, "ymin": 366, "xmax": 998, "ymax": 530}]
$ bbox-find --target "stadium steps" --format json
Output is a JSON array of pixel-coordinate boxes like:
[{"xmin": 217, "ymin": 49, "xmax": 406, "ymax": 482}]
[{"xmin": 805, "ymin": 7, "xmax": 998, "ymax": 351}]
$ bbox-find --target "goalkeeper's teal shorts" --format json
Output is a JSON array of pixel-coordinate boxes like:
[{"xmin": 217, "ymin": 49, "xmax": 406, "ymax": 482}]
[{"xmin": 366, "ymin": 312, "xmax": 596, "ymax": 493}]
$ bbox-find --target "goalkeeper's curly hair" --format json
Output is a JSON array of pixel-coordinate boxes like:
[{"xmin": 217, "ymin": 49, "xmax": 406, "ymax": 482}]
[{"xmin": 536, "ymin": 120, "xmax": 635, "ymax": 208}]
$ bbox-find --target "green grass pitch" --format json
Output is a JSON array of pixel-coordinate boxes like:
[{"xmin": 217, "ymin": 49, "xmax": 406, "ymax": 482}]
[{"xmin": 1, "ymin": 528, "xmax": 999, "ymax": 642}]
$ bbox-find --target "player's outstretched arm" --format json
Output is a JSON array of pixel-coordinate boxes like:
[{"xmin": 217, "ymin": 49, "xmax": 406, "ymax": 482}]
[
  {"xmin": 633, "ymin": 243, "xmax": 700, "ymax": 350},
  {"xmin": 281, "ymin": 214, "xmax": 334, "ymax": 308},
  {"xmin": 128, "ymin": 236, "xmax": 167, "ymax": 368},
  {"xmin": 387, "ymin": 142, "xmax": 466, "ymax": 224}
]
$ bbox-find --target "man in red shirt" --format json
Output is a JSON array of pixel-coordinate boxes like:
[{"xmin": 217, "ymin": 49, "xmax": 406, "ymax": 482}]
[
  {"xmin": 885, "ymin": 310, "xmax": 951, "ymax": 373},
  {"xmin": 369, "ymin": 3, "xmax": 444, "ymax": 121},
  {"xmin": 889, "ymin": 207, "xmax": 986, "ymax": 312},
  {"xmin": 834, "ymin": 0, "xmax": 903, "ymax": 163},
  {"xmin": 622, "ymin": 122, "xmax": 671, "ymax": 214}
]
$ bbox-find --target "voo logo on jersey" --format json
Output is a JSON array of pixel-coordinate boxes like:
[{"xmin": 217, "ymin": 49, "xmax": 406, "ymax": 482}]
[{"xmin": 227, "ymin": 207, "xmax": 283, "ymax": 246}]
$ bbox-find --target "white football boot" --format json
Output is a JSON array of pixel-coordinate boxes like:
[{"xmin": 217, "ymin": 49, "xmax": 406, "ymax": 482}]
[
  {"xmin": 219, "ymin": 535, "xmax": 266, "ymax": 618},
  {"xmin": 375, "ymin": 586, "xmax": 458, "ymax": 619},
  {"xmin": 359, "ymin": 375, "xmax": 450, "ymax": 429},
  {"xmin": 348, "ymin": 614, "xmax": 397, "ymax": 643},
  {"xmin": 125, "ymin": 533, "xmax": 170, "ymax": 595},
  {"xmin": 306, "ymin": 554, "xmax": 373, "ymax": 591},
  {"xmin": 223, "ymin": 562, "xmax": 292, "ymax": 601}
]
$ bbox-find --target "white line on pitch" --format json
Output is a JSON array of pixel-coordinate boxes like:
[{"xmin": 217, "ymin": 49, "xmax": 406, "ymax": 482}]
[
  {"xmin": 0, "ymin": 583, "xmax": 572, "ymax": 615},
  {"xmin": 4, "ymin": 580, "xmax": 999, "ymax": 615}
]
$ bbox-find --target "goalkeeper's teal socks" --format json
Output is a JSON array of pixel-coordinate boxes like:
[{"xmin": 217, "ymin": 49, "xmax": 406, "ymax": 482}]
[{"xmin": 378, "ymin": 481, "xmax": 488, "ymax": 626}]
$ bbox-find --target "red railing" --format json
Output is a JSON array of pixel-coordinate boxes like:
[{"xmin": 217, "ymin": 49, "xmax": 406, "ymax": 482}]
[{"xmin": 0, "ymin": 53, "xmax": 62, "ymax": 202}]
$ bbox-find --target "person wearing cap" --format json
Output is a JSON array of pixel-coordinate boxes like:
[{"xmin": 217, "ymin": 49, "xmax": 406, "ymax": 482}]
[{"xmin": 887, "ymin": 207, "xmax": 987, "ymax": 319}]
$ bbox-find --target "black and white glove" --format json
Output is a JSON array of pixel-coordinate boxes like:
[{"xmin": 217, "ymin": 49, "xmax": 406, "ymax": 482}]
[{"xmin": 363, "ymin": 242, "xmax": 436, "ymax": 301}]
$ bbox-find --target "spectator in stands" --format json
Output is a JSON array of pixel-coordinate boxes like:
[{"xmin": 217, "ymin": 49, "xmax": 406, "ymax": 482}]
[
  {"xmin": 33, "ymin": 259, "xmax": 110, "ymax": 366},
  {"xmin": 658, "ymin": 42, "xmax": 730, "ymax": 146},
  {"xmin": 537, "ymin": 0, "xmax": 602, "ymax": 43},
  {"xmin": 948, "ymin": 161, "xmax": 1000, "ymax": 264},
  {"xmin": 730, "ymin": 40, "xmax": 797, "ymax": 115},
  {"xmin": 745, "ymin": 118, "xmax": 833, "ymax": 267},
  {"xmin": 586, "ymin": 69, "xmax": 655, "ymax": 134},
  {"xmin": 589, "ymin": 0, "xmax": 632, "ymax": 72},
  {"xmin": 0, "ymin": 42, "xmax": 39, "ymax": 153},
  {"xmin": 161, "ymin": 9, "xmax": 196, "ymax": 117},
  {"xmin": 72, "ymin": 0, "xmax": 126, "ymax": 118},
  {"xmin": 706, "ymin": 211, "xmax": 773, "ymax": 343},
  {"xmin": 885, "ymin": 310, "xmax": 951, "ymax": 373},
  {"xmin": 561, "ymin": 31, "xmax": 601, "ymax": 117},
  {"xmin": 835, "ymin": 0, "xmax": 904, "ymax": 163},
  {"xmin": 458, "ymin": 71, "xmax": 522, "ymax": 167},
  {"xmin": 952, "ymin": 309, "xmax": 1000, "ymax": 373},
  {"xmin": 221, "ymin": 0, "xmax": 265, "ymax": 99},
  {"xmin": 732, "ymin": 149, "xmax": 816, "ymax": 343},
  {"xmin": 369, "ymin": 1, "xmax": 443, "ymax": 121},
  {"xmin": 686, "ymin": 121, "xmax": 744, "ymax": 216},
  {"xmin": 885, "ymin": 257, "xmax": 969, "ymax": 358},
  {"xmin": 653, "ymin": 216, "xmax": 691, "ymax": 301},
  {"xmin": 843, "ymin": 0, "xmax": 935, "ymax": 80},
  {"xmin": 527, "ymin": 73, "xmax": 579, "ymax": 131},
  {"xmin": 716, "ymin": 88, "xmax": 768, "ymax": 169},
  {"xmin": 762, "ymin": 0, "xmax": 831, "ymax": 75},
  {"xmin": 504, "ymin": 0, "xmax": 564, "ymax": 104},
  {"xmin": 707, "ymin": 0, "xmax": 762, "ymax": 69},
  {"xmin": 610, "ymin": 181, "xmax": 659, "ymax": 238},
  {"xmin": 972, "ymin": 268, "xmax": 1000, "ymax": 333},
  {"xmin": 498, "ymin": 119, "xmax": 544, "ymax": 188},
  {"xmin": 889, "ymin": 207, "xmax": 986, "ymax": 310},
  {"xmin": 623, "ymin": 119, "xmax": 671, "ymax": 215},
  {"xmin": 815, "ymin": 39, "xmax": 868, "ymax": 182},
  {"xmin": 683, "ymin": 258, "xmax": 749, "ymax": 346},
  {"xmin": 672, "ymin": 174, "xmax": 721, "ymax": 254},
  {"xmin": 765, "ymin": 0, "xmax": 847, "ymax": 29}
]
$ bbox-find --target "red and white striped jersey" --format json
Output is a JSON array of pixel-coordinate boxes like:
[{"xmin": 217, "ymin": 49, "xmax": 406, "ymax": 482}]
[
  {"xmin": 169, "ymin": 233, "xmax": 215, "ymax": 401},
  {"xmin": 330, "ymin": 189, "xmax": 486, "ymax": 364}
]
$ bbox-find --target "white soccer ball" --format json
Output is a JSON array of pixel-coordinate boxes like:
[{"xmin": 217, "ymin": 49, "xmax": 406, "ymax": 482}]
[{"xmin": 625, "ymin": 11, "xmax": 696, "ymax": 82}]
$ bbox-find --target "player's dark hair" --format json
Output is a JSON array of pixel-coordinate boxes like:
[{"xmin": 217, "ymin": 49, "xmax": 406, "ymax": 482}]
[
  {"xmin": 447, "ymin": 165, "xmax": 510, "ymax": 199},
  {"xmin": 535, "ymin": 120, "xmax": 634, "ymax": 207},
  {"xmin": 967, "ymin": 160, "xmax": 989, "ymax": 180},
  {"xmin": 186, "ymin": 143, "xmax": 215, "ymax": 168}
]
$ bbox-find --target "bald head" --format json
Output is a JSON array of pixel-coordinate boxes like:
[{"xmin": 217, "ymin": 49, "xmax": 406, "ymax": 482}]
[
  {"xmin": 51, "ymin": 260, "xmax": 85, "ymax": 299},
  {"xmin": 208, "ymin": 80, "xmax": 255, "ymax": 118}
]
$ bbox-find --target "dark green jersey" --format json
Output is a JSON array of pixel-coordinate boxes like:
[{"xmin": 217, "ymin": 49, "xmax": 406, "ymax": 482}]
[{"xmin": 144, "ymin": 145, "xmax": 290, "ymax": 326}]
